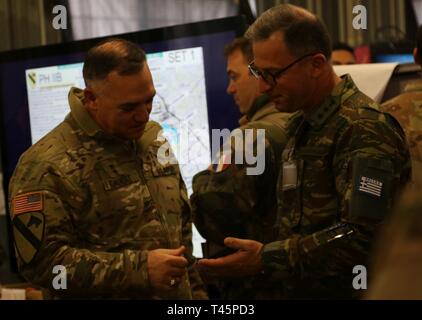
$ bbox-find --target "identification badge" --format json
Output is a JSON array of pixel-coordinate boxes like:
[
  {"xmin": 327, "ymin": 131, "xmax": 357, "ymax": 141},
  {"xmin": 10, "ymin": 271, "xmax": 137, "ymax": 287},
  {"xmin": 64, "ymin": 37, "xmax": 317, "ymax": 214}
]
[{"xmin": 282, "ymin": 160, "xmax": 298, "ymax": 190}]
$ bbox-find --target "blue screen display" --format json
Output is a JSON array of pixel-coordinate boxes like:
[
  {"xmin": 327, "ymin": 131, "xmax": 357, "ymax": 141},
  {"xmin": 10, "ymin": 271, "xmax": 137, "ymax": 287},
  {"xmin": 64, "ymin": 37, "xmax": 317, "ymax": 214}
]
[{"xmin": 374, "ymin": 54, "xmax": 414, "ymax": 64}]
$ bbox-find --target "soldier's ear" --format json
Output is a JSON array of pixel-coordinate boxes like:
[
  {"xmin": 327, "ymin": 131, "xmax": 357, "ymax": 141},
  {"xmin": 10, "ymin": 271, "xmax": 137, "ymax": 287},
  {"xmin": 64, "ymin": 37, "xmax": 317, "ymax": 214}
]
[
  {"xmin": 413, "ymin": 48, "xmax": 420, "ymax": 65},
  {"xmin": 309, "ymin": 53, "xmax": 326, "ymax": 78},
  {"xmin": 84, "ymin": 88, "xmax": 98, "ymax": 112}
]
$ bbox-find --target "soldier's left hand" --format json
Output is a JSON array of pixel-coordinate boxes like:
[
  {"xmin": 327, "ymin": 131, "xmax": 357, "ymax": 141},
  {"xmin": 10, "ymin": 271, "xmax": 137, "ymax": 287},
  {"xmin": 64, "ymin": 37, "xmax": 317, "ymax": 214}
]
[{"xmin": 197, "ymin": 237, "xmax": 263, "ymax": 278}]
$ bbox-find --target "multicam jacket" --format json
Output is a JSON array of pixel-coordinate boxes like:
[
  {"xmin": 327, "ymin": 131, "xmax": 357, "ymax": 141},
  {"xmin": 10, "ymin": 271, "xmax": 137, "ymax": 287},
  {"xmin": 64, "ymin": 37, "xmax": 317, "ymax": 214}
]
[
  {"xmin": 262, "ymin": 74, "xmax": 411, "ymax": 299},
  {"xmin": 381, "ymin": 79, "xmax": 422, "ymax": 181},
  {"xmin": 366, "ymin": 171, "xmax": 422, "ymax": 299},
  {"xmin": 191, "ymin": 95, "xmax": 290, "ymax": 299},
  {"xmin": 9, "ymin": 87, "xmax": 206, "ymax": 299}
]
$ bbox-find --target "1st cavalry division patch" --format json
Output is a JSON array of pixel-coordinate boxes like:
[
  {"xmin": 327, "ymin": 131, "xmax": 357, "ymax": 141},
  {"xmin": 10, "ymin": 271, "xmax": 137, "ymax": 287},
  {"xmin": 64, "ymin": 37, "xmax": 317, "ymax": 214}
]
[{"xmin": 12, "ymin": 192, "xmax": 45, "ymax": 264}]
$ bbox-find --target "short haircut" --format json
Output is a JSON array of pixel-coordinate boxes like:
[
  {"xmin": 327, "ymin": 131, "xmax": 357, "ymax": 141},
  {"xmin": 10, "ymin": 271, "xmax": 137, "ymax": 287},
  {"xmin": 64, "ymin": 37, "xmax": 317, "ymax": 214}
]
[
  {"xmin": 332, "ymin": 42, "xmax": 355, "ymax": 55},
  {"xmin": 245, "ymin": 4, "xmax": 332, "ymax": 59},
  {"xmin": 417, "ymin": 24, "xmax": 422, "ymax": 63},
  {"xmin": 223, "ymin": 37, "xmax": 253, "ymax": 62},
  {"xmin": 82, "ymin": 38, "xmax": 146, "ymax": 85}
]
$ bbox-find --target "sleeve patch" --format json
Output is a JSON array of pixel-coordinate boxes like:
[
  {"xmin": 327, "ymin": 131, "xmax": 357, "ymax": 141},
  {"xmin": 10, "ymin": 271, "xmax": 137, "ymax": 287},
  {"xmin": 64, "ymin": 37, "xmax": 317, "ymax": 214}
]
[
  {"xmin": 349, "ymin": 156, "xmax": 393, "ymax": 221},
  {"xmin": 12, "ymin": 192, "xmax": 44, "ymax": 216},
  {"xmin": 358, "ymin": 176, "xmax": 383, "ymax": 197}
]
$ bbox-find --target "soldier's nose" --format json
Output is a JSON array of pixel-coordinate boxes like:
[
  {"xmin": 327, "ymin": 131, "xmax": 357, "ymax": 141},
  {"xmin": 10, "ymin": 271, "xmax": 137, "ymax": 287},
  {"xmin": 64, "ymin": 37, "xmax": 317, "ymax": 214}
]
[{"xmin": 134, "ymin": 108, "xmax": 149, "ymax": 123}]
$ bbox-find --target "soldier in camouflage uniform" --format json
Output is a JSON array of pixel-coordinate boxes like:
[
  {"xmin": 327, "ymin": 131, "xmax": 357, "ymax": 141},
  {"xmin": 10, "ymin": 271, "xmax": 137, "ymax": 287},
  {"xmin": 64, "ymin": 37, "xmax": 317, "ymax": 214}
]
[
  {"xmin": 366, "ymin": 25, "xmax": 422, "ymax": 299},
  {"xmin": 191, "ymin": 37, "xmax": 289, "ymax": 299},
  {"xmin": 381, "ymin": 24, "xmax": 422, "ymax": 180},
  {"xmin": 8, "ymin": 39, "xmax": 207, "ymax": 299},
  {"xmin": 198, "ymin": 4, "xmax": 411, "ymax": 299},
  {"xmin": 365, "ymin": 171, "xmax": 422, "ymax": 299}
]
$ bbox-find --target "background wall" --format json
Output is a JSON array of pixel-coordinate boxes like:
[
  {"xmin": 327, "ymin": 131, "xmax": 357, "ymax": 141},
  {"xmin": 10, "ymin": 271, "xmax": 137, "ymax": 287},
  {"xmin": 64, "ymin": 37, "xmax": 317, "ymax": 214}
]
[
  {"xmin": 69, "ymin": 0, "xmax": 238, "ymax": 40},
  {"xmin": 0, "ymin": 0, "xmax": 63, "ymax": 52},
  {"xmin": 256, "ymin": 0, "xmax": 418, "ymax": 47}
]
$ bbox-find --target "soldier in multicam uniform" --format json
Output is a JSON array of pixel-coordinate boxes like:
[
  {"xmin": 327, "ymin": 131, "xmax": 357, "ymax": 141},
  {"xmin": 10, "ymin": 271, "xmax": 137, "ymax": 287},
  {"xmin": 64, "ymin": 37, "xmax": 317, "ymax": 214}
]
[
  {"xmin": 197, "ymin": 4, "xmax": 411, "ymax": 299},
  {"xmin": 381, "ymin": 24, "xmax": 422, "ymax": 180},
  {"xmin": 366, "ymin": 25, "xmax": 422, "ymax": 300},
  {"xmin": 191, "ymin": 38, "xmax": 290, "ymax": 299},
  {"xmin": 8, "ymin": 39, "xmax": 207, "ymax": 299},
  {"xmin": 365, "ymin": 171, "xmax": 422, "ymax": 300}
]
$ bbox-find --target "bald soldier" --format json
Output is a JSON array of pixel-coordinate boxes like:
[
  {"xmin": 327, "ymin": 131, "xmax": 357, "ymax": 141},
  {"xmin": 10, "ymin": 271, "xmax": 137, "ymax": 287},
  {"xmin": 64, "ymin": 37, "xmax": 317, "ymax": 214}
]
[
  {"xmin": 9, "ymin": 38, "xmax": 207, "ymax": 299},
  {"xmin": 197, "ymin": 4, "xmax": 411, "ymax": 299},
  {"xmin": 191, "ymin": 37, "xmax": 289, "ymax": 299},
  {"xmin": 381, "ymin": 24, "xmax": 422, "ymax": 180}
]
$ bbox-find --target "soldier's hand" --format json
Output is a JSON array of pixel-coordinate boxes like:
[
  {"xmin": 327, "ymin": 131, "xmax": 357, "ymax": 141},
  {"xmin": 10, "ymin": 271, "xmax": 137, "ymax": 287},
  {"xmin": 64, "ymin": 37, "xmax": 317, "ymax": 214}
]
[
  {"xmin": 197, "ymin": 237, "xmax": 264, "ymax": 278},
  {"xmin": 147, "ymin": 246, "xmax": 188, "ymax": 292}
]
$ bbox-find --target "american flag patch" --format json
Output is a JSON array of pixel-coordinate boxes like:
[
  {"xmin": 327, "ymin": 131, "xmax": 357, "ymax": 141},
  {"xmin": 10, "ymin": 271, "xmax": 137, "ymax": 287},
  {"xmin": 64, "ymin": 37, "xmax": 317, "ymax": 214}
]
[
  {"xmin": 12, "ymin": 192, "xmax": 44, "ymax": 216},
  {"xmin": 358, "ymin": 176, "xmax": 383, "ymax": 197}
]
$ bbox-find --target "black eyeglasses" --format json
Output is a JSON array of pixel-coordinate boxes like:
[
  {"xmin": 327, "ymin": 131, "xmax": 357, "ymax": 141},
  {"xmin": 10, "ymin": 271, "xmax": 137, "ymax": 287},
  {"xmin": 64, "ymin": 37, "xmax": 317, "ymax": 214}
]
[{"xmin": 248, "ymin": 52, "xmax": 317, "ymax": 86}]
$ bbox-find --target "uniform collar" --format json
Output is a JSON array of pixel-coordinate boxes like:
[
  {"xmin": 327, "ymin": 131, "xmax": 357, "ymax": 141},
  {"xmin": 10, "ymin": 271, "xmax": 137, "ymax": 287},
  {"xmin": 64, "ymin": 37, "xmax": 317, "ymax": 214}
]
[
  {"xmin": 68, "ymin": 87, "xmax": 104, "ymax": 138},
  {"xmin": 239, "ymin": 94, "xmax": 271, "ymax": 126},
  {"xmin": 304, "ymin": 74, "xmax": 356, "ymax": 130}
]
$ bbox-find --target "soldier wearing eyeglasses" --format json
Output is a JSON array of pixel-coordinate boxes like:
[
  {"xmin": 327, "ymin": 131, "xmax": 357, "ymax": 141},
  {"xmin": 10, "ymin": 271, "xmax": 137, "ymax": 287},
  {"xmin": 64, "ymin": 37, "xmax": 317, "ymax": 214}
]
[{"xmin": 197, "ymin": 4, "xmax": 411, "ymax": 299}]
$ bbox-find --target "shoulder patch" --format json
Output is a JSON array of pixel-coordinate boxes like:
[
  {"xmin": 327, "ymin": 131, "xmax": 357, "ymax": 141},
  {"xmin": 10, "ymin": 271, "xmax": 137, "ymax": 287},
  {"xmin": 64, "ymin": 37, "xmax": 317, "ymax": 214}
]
[
  {"xmin": 13, "ymin": 211, "xmax": 45, "ymax": 264},
  {"xmin": 357, "ymin": 176, "xmax": 383, "ymax": 197},
  {"xmin": 12, "ymin": 192, "xmax": 44, "ymax": 216},
  {"xmin": 350, "ymin": 156, "xmax": 393, "ymax": 221}
]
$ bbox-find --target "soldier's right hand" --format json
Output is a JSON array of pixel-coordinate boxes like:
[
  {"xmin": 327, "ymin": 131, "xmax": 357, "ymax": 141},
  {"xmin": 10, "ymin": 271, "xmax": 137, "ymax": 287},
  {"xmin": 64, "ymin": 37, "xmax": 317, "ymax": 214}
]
[{"xmin": 147, "ymin": 246, "xmax": 188, "ymax": 292}]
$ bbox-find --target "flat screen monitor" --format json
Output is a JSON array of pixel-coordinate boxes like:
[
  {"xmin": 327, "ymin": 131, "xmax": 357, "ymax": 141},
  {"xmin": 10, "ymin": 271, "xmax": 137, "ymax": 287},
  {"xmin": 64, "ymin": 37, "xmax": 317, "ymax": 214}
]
[{"xmin": 0, "ymin": 16, "xmax": 246, "ymax": 268}]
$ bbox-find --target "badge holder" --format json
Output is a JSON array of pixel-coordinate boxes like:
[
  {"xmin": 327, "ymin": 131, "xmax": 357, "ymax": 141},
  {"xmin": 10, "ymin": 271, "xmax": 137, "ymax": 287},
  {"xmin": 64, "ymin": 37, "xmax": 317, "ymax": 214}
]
[{"xmin": 282, "ymin": 160, "xmax": 298, "ymax": 191}]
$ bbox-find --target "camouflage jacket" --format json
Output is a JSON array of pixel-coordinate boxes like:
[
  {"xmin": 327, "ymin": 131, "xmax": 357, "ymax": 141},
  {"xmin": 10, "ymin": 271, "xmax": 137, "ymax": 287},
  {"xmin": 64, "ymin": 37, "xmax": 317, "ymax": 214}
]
[
  {"xmin": 381, "ymin": 79, "xmax": 422, "ymax": 181},
  {"xmin": 8, "ymin": 87, "xmax": 206, "ymax": 299},
  {"xmin": 262, "ymin": 74, "xmax": 411, "ymax": 299},
  {"xmin": 191, "ymin": 95, "xmax": 290, "ymax": 299}
]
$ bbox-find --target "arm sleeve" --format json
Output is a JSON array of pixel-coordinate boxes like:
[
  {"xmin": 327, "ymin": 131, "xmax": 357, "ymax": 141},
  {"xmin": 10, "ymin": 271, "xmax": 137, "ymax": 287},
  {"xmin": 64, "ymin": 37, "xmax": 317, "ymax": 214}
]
[
  {"xmin": 191, "ymin": 128, "xmax": 279, "ymax": 245},
  {"xmin": 261, "ymin": 115, "xmax": 411, "ymax": 293},
  {"xmin": 178, "ymin": 177, "xmax": 208, "ymax": 299}
]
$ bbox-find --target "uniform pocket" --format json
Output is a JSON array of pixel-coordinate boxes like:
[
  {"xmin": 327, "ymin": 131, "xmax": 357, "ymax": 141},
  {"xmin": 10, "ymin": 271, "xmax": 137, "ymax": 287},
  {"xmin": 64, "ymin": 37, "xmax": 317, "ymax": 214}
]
[{"xmin": 296, "ymin": 146, "xmax": 337, "ymax": 229}]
